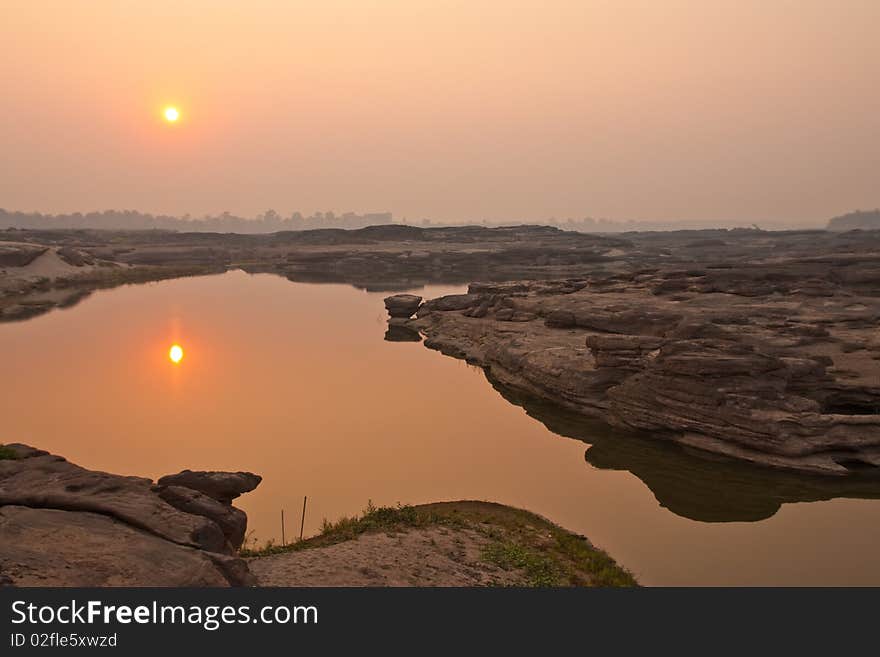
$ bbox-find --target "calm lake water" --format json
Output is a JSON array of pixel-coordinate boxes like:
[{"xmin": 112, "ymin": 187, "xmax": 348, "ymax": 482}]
[{"xmin": 3, "ymin": 270, "xmax": 879, "ymax": 585}]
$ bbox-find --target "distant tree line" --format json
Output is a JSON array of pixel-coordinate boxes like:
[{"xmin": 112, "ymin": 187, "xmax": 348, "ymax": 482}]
[
  {"xmin": 0, "ymin": 209, "xmax": 394, "ymax": 233},
  {"xmin": 1, "ymin": 207, "xmax": 839, "ymax": 234},
  {"xmin": 414, "ymin": 216, "xmax": 782, "ymax": 232}
]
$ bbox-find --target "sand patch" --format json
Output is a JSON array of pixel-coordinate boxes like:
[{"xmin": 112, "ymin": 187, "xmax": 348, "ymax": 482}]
[
  {"xmin": 249, "ymin": 526, "xmax": 523, "ymax": 586},
  {"xmin": 16, "ymin": 249, "xmax": 93, "ymax": 279}
]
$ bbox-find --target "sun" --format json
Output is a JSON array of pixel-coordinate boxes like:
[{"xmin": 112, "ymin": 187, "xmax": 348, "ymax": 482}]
[
  {"xmin": 168, "ymin": 344, "xmax": 184, "ymax": 364},
  {"xmin": 163, "ymin": 107, "xmax": 180, "ymax": 122}
]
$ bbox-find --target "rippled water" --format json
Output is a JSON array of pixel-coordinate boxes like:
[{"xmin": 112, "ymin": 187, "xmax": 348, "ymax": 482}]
[{"xmin": 3, "ymin": 270, "xmax": 879, "ymax": 585}]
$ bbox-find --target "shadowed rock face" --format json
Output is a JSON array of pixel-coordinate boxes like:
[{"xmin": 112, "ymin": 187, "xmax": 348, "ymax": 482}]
[
  {"xmin": 488, "ymin": 379, "xmax": 880, "ymax": 522},
  {"xmin": 153, "ymin": 485, "xmax": 250, "ymax": 550},
  {"xmin": 0, "ymin": 445, "xmax": 260, "ymax": 586}
]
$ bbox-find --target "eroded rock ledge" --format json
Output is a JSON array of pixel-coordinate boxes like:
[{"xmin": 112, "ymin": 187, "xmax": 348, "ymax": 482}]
[
  {"xmin": 390, "ymin": 269, "xmax": 880, "ymax": 475},
  {"xmin": 0, "ymin": 444, "xmax": 260, "ymax": 586}
]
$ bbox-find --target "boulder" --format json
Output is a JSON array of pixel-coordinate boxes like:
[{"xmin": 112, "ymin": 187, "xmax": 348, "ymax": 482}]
[
  {"xmin": 156, "ymin": 469, "xmax": 262, "ymax": 505},
  {"xmin": 383, "ymin": 294, "xmax": 422, "ymax": 318}
]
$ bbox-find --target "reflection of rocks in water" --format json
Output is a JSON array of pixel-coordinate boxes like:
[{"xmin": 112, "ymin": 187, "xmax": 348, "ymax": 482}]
[
  {"xmin": 488, "ymin": 376, "xmax": 880, "ymax": 523},
  {"xmin": 384, "ymin": 323, "xmax": 423, "ymax": 342},
  {"xmin": 3, "ymin": 288, "xmax": 94, "ymax": 323}
]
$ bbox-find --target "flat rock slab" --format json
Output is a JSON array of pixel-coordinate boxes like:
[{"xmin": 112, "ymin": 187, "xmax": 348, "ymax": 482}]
[{"xmin": 0, "ymin": 506, "xmax": 232, "ymax": 587}]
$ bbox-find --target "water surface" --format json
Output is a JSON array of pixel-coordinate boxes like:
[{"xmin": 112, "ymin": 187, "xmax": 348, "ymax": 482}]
[{"xmin": 3, "ymin": 271, "xmax": 879, "ymax": 585}]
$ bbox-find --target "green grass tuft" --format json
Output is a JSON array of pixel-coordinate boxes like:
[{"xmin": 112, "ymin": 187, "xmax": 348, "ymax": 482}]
[
  {"xmin": 550, "ymin": 530, "xmax": 638, "ymax": 587},
  {"xmin": 481, "ymin": 541, "xmax": 561, "ymax": 587},
  {"xmin": 0, "ymin": 445, "xmax": 18, "ymax": 460},
  {"xmin": 240, "ymin": 502, "xmax": 438, "ymax": 557}
]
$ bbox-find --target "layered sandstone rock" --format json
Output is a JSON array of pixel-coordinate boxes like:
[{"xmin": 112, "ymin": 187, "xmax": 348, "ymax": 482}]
[
  {"xmin": 405, "ymin": 245, "xmax": 880, "ymax": 475},
  {"xmin": 156, "ymin": 469, "xmax": 261, "ymax": 505},
  {"xmin": 0, "ymin": 445, "xmax": 260, "ymax": 586}
]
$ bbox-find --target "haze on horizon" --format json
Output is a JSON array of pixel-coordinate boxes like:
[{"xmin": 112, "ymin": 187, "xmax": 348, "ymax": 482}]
[{"xmin": 2, "ymin": 1, "xmax": 878, "ymax": 226}]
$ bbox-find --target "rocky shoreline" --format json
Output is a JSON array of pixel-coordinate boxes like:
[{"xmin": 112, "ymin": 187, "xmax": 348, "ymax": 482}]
[
  {"xmin": 384, "ymin": 234, "xmax": 880, "ymax": 475},
  {"xmin": 0, "ymin": 225, "xmax": 626, "ymax": 321}
]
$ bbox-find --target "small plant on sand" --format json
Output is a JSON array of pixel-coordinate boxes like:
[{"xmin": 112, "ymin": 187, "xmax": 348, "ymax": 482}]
[
  {"xmin": 482, "ymin": 541, "xmax": 561, "ymax": 587},
  {"xmin": 240, "ymin": 502, "xmax": 433, "ymax": 557},
  {"xmin": 240, "ymin": 529, "xmax": 259, "ymax": 552},
  {"xmin": 316, "ymin": 501, "xmax": 426, "ymax": 541},
  {"xmin": 551, "ymin": 531, "xmax": 637, "ymax": 587},
  {"xmin": 0, "ymin": 445, "xmax": 18, "ymax": 460}
]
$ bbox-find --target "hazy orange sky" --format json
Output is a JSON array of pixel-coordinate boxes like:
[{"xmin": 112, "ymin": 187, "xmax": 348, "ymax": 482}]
[{"xmin": 2, "ymin": 1, "xmax": 878, "ymax": 224}]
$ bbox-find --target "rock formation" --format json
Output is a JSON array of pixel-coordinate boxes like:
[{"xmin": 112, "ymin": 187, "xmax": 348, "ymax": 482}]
[
  {"xmin": 0, "ymin": 444, "xmax": 260, "ymax": 586},
  {"xmin": 156, "ymin": 469, "xmax": 261, "ymax": 505},
  {"xmin": 397, "ymin": 235, "xmax": 880, "ymax": 475},
  {"xmin": 0, "ymin": 243, "xmax": 47, "ymax": 267},
  {"xmin": 383, "ymin": 294, "xmax": 422, "ymax": 318}
]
